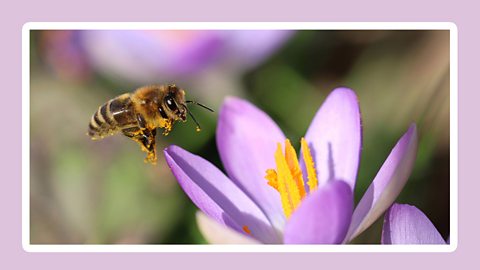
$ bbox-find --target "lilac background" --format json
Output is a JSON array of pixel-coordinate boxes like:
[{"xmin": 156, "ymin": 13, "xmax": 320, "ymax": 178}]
[{"xmin": 2, "ymin": 0, "xmax": 475, "ymax": 269}]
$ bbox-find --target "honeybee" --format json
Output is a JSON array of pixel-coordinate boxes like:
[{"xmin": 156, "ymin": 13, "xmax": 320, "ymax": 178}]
[{"xmin": 88, "ymin": 84, "xmax": 213, "ymax": 164}]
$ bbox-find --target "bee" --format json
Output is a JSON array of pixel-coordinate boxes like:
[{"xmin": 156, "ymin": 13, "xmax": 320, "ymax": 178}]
[{"xmin": 87, "ymin": 84, "xmax": 213, "ymax": 164}]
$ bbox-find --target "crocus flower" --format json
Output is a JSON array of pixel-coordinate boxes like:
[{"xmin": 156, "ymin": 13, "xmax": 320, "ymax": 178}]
[
  {"xmin": 382, "ymin": 203, "xmax": 448, "ymax": 244},
  {"xmin": 164, "ymin": 88, "xmax": 418, "ymax": 244}
]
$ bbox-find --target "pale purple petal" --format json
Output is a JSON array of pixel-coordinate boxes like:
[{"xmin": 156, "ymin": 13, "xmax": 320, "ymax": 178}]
[
  {"xmin": 216, "ymin": 97, "xmax": 286, "ymax": 231},
  {"xmin": 345, "ymin": 124, "xmax": 418, "ymax": 242},
  {"xmin": 303, "ymin": 87, "xmax": 362, "ymax": 191},
  {"xmin": 221, "ymin": 30, "xmax": 294, "ymax": 70},
  {"xmin": 196, "ymin": 212, "xmax": 260, "ymax": 244},
  {"xmin": 382, "ymin": 204, "xmax": 446, "ymax": 244},
  {"xmin": 80, "ymin": 30, "xmax": 222, "ymax": 82},
  {"xmin": 164, "ymin": 145, "xmax": 281, "ymax": 243},
  {"xmin": 284, "ymin": 181, "xmax": 353, "ymax": 244}
]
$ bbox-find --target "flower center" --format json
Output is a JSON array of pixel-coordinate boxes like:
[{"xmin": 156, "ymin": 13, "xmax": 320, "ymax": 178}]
[{"xmin": 264, "ymin": 138, "xmax": 318, "ymax": 219}]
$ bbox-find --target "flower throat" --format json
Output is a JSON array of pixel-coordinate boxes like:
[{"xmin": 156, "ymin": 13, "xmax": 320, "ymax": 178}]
[{"xmin": 264, "ymin": 138, "xmax": 318, "ymax": 218}]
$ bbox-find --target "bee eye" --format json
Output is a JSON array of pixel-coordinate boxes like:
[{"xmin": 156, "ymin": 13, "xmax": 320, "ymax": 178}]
[
  {"xmin": 165, "ymin": 96, "xmax": 177, "ymax": 111},
  {"xmin": 158, "ymin": 106, "xmax": 168, "ymax": 119}
]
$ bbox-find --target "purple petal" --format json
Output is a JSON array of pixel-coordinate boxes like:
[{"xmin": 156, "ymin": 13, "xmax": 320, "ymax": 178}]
[
  {"xmin": 216, "ymin": 97, "xmax": 286, "ymax": 231},
  {"xmin": 382, "ymin": 204, "xmax": 446, "ymax": 244},
  {"xmin": 345, "ymin": 124, "xmax": 418, "ymax": 242},
  {"xmin": 196, "ymin": 212, "xmax": 261, "ymax": 244},
  {"xmin": 164, "ymin": 145, "xmax": 281, "ymax": 244},
  {"xmin": 284, "ymin": 180, "xmax": 353, "ymax": 244},
  {"xmin": 303, "ymin": 87, "xmax": 362, "ymax": 191}
]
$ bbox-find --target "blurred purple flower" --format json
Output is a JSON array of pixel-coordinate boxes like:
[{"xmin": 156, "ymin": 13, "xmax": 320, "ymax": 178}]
[
  {"xmin": 218, "ymin": 30, "xmax": 293, "ymax": 70},
  {"xmin": 164, "ymin": 88, "xmax": 418, "ymax": 244},
  {"xmin": 40, "ymin": 30, "xmax": 292, "ymax": 82},
  {"xmin": 39, "ymin": 31, "xmax": 91, "ymax": 80},
  {"xmin": 382, "ymin": 203, "xmax": 447, "ymax": 244}
]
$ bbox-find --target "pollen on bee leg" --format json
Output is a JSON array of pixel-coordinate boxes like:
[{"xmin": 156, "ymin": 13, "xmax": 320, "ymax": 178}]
[
  {"xmin": 144, "ymin": 151, "xmax": 157, "ymax": 165},
  {"xmin": 162, "ymin": 120, "xmax": 173, "ymax": 136}
]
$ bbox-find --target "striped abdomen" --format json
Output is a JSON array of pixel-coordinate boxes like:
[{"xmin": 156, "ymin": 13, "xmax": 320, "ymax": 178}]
[{"xmin": 88, "ymin": 93, "xmax": 137, "ymax": 139}]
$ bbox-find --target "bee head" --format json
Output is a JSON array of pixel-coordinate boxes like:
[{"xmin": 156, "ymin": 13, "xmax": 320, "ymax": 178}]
[
  {"xmin": 161, "ymin": 84, "xmax": 214, "ymax": 132},
  {"xmin": 163, "ymin": 84, "xmax": 187, "ymax": 121}
]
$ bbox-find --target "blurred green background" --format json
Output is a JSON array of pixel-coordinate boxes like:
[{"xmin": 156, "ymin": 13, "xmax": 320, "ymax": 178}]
[{"xmin": 30, "ymin": 30, "xmax": 450, "ymax": 244}]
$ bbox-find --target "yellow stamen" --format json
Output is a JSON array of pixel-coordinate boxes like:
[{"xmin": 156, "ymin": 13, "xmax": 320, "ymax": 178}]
[
  {"xmin": 301, "ymin": 138, "xmax": 318, "ymax": 192},
  {"xmin": 274, "ymin": 143, "xmax": 294, "ymax": 218},
  {"xmin": 284, "ymin": 139, "xmax": 307, "ymax": 199},
  {"xmin": 242, "ymin": 225, "xmax": 251, "ymax": 235},
  {"xmin": 264, "ymin": 138, "xmax": 319, "ymax": 219},
  {"xmin": 265, "ymin": 169, "xmax": 279, "ymax": 191}
]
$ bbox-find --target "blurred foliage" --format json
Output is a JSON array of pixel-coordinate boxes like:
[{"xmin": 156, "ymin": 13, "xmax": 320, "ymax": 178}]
[{"xmin": 30, "ymin": 30, "xmax": 450, "ymax": 244}]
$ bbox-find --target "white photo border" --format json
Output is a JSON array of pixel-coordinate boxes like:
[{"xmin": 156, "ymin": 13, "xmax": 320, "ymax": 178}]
[{"xmin": 22, "ymin": 22, "xmax": 458, "ymax": 252}]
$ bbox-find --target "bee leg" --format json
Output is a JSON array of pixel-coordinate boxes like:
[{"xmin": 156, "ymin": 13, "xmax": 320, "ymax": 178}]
[
  {"xmin": 162, "ymin": 120, "xmax": 174, "ymax": 136},
  {"xmin": 136, "ymin": 113, "xmax": 146, "ymax": 129},
  {"xmin": 122, "ymin": 127, "xmax": 157, "ymax": 164},
  {"xmin": 142, "ymin": 128, "xmax": 157, "ymax": 164}
]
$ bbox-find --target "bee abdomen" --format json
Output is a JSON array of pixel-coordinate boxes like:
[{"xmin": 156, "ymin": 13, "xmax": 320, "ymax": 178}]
[
  {"xmin": 88, "ymin": 103, "xmax": 115, "ymax": 138},
  {"xmin": 88, "ymin": 93, "xmax": 135, "ymax": 139}
]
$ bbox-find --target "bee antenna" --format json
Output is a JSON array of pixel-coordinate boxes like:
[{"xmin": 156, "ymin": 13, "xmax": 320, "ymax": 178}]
[
  {"xmin": 186, "ymin": 100, "xmax": 214, "ymax": 112},
  {"xmin": 183, "ymin": 104, "xmax": 202, "ymax": 132}
]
